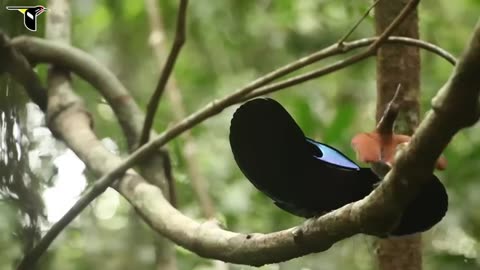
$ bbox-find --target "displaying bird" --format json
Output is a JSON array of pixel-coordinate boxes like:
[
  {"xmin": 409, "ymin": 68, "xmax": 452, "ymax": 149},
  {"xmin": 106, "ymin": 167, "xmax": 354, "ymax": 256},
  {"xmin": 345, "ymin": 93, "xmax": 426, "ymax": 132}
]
[{"xmin": 229, "ymin": 98, "xmax": 448, "ymax": 236}]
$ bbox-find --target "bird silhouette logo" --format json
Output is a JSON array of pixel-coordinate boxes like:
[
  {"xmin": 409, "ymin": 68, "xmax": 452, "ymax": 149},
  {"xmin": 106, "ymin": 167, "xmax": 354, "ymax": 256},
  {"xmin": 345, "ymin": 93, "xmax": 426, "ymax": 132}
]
[{"xmin": 6, "ymin": 5, "xmax": 47, "ymax": 32}]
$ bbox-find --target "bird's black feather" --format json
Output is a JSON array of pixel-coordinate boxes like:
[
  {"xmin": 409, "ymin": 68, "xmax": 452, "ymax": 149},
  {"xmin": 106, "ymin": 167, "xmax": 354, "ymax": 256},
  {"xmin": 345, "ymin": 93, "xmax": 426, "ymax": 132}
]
[{"xmin": 229, "ymin": 98, "xmax": 448, "ymax": 236}]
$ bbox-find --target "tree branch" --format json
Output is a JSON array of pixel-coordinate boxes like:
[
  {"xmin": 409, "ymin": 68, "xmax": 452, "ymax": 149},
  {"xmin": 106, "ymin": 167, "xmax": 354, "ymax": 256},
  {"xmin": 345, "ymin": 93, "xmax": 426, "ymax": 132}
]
[
  {"xmin": 245, "ymin": 36, "xmax": 455, "ymax": 100},
  {"xmin": 337, "ymin": 0, "xmax": 381, "ymax": 45},
  {"xmin": 139, "ymin": 0, "xmax": 189, "ymax": 146},
  {"xmin": 0, "ymin": 34, "xmax": 47, "ymax": 110},
  {"xmin": 10, "ymin": 36, "xmax": 145, "ymax": 149}
]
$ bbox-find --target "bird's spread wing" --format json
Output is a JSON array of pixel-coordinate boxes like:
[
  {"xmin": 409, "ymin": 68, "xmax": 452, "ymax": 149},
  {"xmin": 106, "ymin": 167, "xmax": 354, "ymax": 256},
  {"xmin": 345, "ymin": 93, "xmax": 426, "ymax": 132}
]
[
  {"xmin": 229, "ymin": 98, "xmax": 448, "ymax": 235},
  {"xmin": 229, "ymin": 98, "xmax": 311, "ymax": 203},
  {"xmin": 229, "ymin": 98, "xmax": 377, "ymax": 215}
]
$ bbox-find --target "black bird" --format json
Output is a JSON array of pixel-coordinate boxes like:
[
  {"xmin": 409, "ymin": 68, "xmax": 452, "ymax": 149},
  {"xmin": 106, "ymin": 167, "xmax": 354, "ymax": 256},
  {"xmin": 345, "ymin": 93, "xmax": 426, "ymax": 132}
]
[{"xmin": 229, "ymin": 98, "xmax": 448, "ymax": 236}]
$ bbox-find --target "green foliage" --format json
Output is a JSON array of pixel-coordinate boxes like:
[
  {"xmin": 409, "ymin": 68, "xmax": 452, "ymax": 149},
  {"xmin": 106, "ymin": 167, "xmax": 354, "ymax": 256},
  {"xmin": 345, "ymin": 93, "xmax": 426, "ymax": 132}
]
[{"xmin": 0, "ymin": 0, "xmax": 479, "ymax": 269}]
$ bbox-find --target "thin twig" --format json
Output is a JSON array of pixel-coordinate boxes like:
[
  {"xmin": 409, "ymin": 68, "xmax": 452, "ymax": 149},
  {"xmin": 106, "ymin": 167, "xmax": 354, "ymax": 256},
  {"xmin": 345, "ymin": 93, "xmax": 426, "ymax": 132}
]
[
  {"xmin": 139, "ymin": 0, "xmax": 189, "ymax": 146},
  {"xmin": 144, "ymin": 0, "xmax": 217, "ymax": 219},
  {"xmin": 376, "ymin": 84, "xmax": 403, "ymax": 135},
  {"xmin": 144, "ymin": 5, "xmax": 221, "ymax": 270},
  {"xmin": 337, "ymin": 0, "xmax": 381, "ymax": 45},
  {"xmin": 244, "ymin": 35, "xmax": 454, "ymax": 100},
  {"xmin": 21, "ymin": 0, "xmax": 420, "ymax": 261}
]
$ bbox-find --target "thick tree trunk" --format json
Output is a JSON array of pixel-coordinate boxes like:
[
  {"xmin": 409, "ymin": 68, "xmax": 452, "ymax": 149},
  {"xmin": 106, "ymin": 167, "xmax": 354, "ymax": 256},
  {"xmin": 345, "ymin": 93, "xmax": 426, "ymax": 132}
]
[{"xmin": 374, "ymin": 0, "xmax": 422, "ymax": 270}]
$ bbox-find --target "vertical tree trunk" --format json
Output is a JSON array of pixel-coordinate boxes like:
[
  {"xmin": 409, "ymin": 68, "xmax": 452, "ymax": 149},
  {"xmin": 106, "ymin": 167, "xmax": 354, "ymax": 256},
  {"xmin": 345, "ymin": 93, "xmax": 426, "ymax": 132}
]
[{"xmin": 374, "ymin": 1, "xmax": 422, "ymax": 270}]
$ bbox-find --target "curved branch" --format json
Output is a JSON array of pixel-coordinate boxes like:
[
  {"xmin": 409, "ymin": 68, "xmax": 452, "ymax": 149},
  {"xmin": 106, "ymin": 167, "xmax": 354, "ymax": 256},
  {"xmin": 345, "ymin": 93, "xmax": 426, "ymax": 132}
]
[
  {"xmin": 10, "ymin": 36, "xmax": 145, "ymax": 148},
  {"xmin": 0, "ymin": 34, "xmax": 47, "ymax": 110}
]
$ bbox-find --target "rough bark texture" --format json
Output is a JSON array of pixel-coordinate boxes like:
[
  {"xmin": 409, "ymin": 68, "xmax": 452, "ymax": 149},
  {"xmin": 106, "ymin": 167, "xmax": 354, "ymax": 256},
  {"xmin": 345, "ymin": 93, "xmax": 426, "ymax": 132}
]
[{"xmin": 374, "ymin": 0, "xmax": 422, "ymax": 270}]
